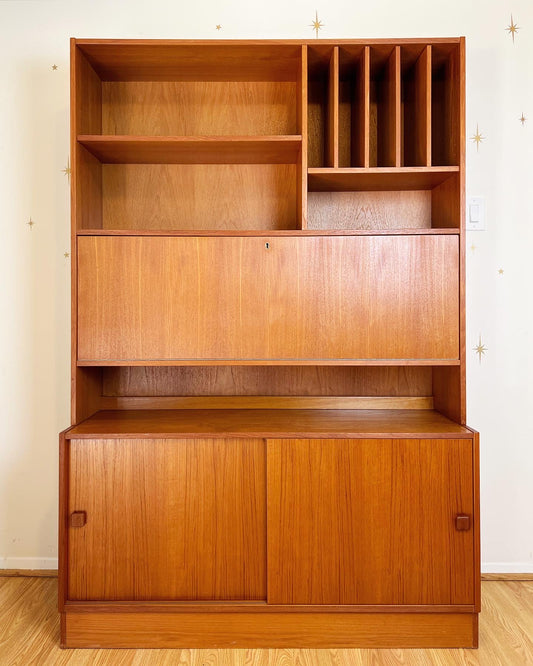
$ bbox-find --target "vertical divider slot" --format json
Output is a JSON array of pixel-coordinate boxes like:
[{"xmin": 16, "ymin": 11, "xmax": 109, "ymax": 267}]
[
  {"xmin": 338, "ymin": 46, "xmax": 368, "ymax": 167},
  {"xmin": 298, "ymin": 45, "xmax": 308, "ymax": 228},
  {"xmin": 327, "ymin": 46, "xmax": 339, "ymax": 167},
  {"xmin": 369, "ymin": 45, "xmax": 400, "ymax": 167},
  {"xmin": 431, "ymin": 44, "xmax": 460, "ymax": 166},
  {"xmin": 307, "ymin": 46, "xmax": 335, "ymax": 168},
  {"xmin": 401, "ymin": 45, "xmax": 432, "ymax": 166}
]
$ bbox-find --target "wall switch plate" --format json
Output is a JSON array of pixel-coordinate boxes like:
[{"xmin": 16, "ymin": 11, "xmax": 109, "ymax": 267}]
[{"xmin": 467, "ymin": 196, "xmax": 485, "ymax": 231}]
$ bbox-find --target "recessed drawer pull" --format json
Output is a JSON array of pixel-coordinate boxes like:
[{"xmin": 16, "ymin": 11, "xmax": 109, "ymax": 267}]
[
  {"xmin": 70, "ymin": 511, "xmax": 87, "ymax": 528},
  {"xmin": 455, "ymin": 514, "xmax": 471, "ymax": 531}
]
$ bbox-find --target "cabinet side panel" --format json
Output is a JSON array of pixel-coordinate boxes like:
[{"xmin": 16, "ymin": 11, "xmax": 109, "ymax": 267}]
[{"xmin": 68, "ymin": 438, "xmax": 266, "ymax": 601}]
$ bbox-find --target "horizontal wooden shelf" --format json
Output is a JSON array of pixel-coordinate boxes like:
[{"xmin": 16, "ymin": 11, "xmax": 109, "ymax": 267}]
[
  {"xmin": 77, "ymin": 359, "xmax": 461, "ymax": 367},
  {"xmin": 77, "ymin": 229, "xmax": 459, "ymax": 236},
  {"xmin": 78, "ymin": 135, "xmax": 302, "ymax": 164},
  {"xmin": 66, "ymin": 409, "xmax": 474, "ymax": 439},
  {"xmin": 308, "ymin": 167, "xmax": 459, "ymax": 192}
]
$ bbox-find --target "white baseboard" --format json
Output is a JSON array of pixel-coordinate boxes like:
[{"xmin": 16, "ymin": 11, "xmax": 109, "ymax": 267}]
[
  {"xmin": 482, "ymin": 562, "xmax": 533, "ymax": 574},
  {"xmin": 0, "ymin": 557, "xmax": 58, "ymax": 570},
  {"xmin": 1, "ymin": 557, "xmax": 532, "ymax": 575}
]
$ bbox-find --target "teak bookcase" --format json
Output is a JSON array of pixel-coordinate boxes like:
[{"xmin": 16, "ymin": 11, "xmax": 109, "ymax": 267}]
[{"xmin": 59, "ymin": 38, "xmax": 480, "ymax": 649}]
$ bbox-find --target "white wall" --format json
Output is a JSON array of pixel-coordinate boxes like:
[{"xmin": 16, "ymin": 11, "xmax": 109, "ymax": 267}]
[{"xmin": 0, "ymin": 0, "xmax": 531, "ymax": 572}]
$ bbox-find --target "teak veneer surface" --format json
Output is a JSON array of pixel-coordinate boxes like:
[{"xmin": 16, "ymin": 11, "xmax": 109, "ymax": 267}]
[
  {"xmin": 79, "ymin": 135, "xmax": 302, "ymax": 164},
  {"xmin": 68, "ymin": 438, "xmax": 266, "ymax": 601},
  {"xmin": 268, "ymin": 438, "xmax": 474, "ymax": 605},
  {"xmin": 77, "ymin": 235, "xmax": 459, "ymax": 361},
  {"xmin": 65, "ymin": 409, "xmax": 474, "ymax": 439}
]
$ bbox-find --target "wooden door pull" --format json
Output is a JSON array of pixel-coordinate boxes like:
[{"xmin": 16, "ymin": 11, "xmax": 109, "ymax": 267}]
[
  {"xmin": 455, "ymin": 514, "xmax": 471, "ymax": 531},
  {"xmin": 70, "ymin": 511, "xmax": 87, "ymax": 528}
]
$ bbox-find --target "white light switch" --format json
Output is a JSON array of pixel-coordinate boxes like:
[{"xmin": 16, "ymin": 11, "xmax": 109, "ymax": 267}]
[{"xmin": 467, "ymin": 197, "xmax": 485, "ymax": 230}]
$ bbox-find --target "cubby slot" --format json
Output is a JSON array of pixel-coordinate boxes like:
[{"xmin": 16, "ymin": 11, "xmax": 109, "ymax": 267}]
[
  {"xmin": 431, "ymin": 45, "xmax": 460, "ymax": 166},
  {"xmin": 369, "ymin": 46, "xmax": 400, "ymax": 167},
  {"xmin": 307, "ymin": 46, "xmax": 338, "ymax": 167},
  {"xmin": 338, "ymin": 46, "xmax": 368, "ymax": 167},
  {"xmin": 401, "ymin": 45, "xmax": 431, "ymax": 166},
  {"xmin": 307, "ymin": 168, "xmax": 459, "ymax": 231}
]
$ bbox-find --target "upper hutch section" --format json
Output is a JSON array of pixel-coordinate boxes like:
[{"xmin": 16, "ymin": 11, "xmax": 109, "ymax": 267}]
[{"xmin": 72, "ymin": 38, "xmax": 463, "ymax": 232}]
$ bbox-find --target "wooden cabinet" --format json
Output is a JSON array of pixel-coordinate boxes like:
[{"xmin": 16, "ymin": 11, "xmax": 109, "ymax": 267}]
[
  {"xmin": 60, "ymin": 38, "xmax": 479, "ymax": 649},
  {"xmin": 267, "ymin": 438, "xmax": 474, "ymax": 605}
]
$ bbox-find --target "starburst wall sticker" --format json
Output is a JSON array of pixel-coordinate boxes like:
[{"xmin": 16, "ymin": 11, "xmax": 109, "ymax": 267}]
[
  {"xmin": 470, "ymin": 124, "xmax": 485, "ymax": 151},
  {"xmin": 520, "ymin": 113, "xmax": 527, "ymax": 126},
  {"xmin": 473, "ymin": 336, "xmax": 487, "ymax": 363},
  {"xmin": 506, "ymin": 15, "xmax": 519, "ymax": 43},
  {"xmin": 310, "ymin": 11, "xmax": 324, "ymax": 38}
]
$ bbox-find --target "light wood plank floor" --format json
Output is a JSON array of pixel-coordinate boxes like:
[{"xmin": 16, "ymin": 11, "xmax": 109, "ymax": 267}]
[{"xmin": 0, "ymin": 578, "xmax": 532, "ymax": 665}]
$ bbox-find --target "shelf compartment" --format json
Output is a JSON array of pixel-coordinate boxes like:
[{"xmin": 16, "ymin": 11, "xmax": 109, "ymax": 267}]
[
  {"xmin": 98, "ymin": 163, "xmax": 297, "ymax": 231},
  {"xmin": 369, "ymin": 46, "xmax": 401, "ymax": 167},
  {"xmin": 401, "ymin": 45, "xmax": 431, "ymax": 166},
  {"xmin": 338, "ymin": 46, "xmax": 368, "ymax": 167},
  {"xmin": 307, "ymin": 46, "xmax": 338, "ymax": 167},
  {"xmin": 431, "ymin": 44, "xmax": 460, "ymax": 166},
  {"xmin": 101, "ymin": 81, "xmax": 298, "ymax": 136},
  {"xmin": 78, "ymin": 135, "xmax": 302, "ymax": 165},
  {"xmin": 79, "ymin": 42, "xmax": 301, "ymax": 82},
  {"xmin": 307, "ymin": 168, "xmax": 459, "ymax": 231},
  {"xmin": 65, "ymin": 409, "xmax": 473, "ymax": 439}
]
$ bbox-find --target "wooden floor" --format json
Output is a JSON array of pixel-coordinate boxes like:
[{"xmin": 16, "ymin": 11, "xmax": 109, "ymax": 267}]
[{"xmin": 0, "ymin": 578, "xmax": 532, "ymax": 665}]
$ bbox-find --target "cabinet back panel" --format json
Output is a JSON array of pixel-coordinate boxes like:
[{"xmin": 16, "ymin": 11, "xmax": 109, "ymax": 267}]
[
  {"xmin": 307, "ymin": 190, "xmax": 431, "ymax": 230},
  {"xmin": 68, "ymin": 438, "xmax": 266, "ymax": 601},
  {"xmin": 102, "ymin": 82, "xmax": 297, "ymax": 135},
  {"xmin": 102, "ymin": 366, "xmax": 433, "ymax": 397},
  {"xmin": 102, "ymin": 164, "xmax": 297, "ymax": 230},
  {"xmin": 78, "ymin": 235, "xmax": 459, "ymax": 361}
]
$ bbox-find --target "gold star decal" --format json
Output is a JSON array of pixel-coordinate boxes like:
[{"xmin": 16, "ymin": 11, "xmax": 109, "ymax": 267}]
[
  {"xmin": 470, "ymin": 244, "xmax": 476, "ymax": 252},
  {"xmin": 64, "ymin": 251, "xmax": 70, "ymax": 259},
  {"xmin": 27, "ymin": 217, "xmax": 35, "ymax": 230},
  {"xmin": 520, "ymin": 113, "xmax": 527, "ymax": 126},
  {"xmin": 470, "ymin": 124, "xmax": 485, "ymax": 151},
  {"xmin": 498, "ymin": 268, "xmax": 504, "ymax": 275},
  {"xmin": 506, "ymin": 15, "xmax": 519, "ymax": 43},
  {"xmin": 310, "ymin": 10, "xmax": 324, "ymax": 38},
  {"xmin": 52, "ymin": 64, "xmax": 58, "ymax": 71},
  {"xmin": 216, "ymin": 24, "xmax": 221, "ymax": 30},
  {"xmin": 473, "ymin": 336, "xmax": 487, "ymax": 363},
  {"xmin": 62, "ymin": 157, "xmax": 71, "ymax": 182}
]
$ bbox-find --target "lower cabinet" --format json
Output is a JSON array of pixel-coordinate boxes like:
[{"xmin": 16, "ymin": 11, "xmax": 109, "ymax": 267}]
[{"xmin": 65, "ymin": 436, "xmax": 475, "ymax": 608}]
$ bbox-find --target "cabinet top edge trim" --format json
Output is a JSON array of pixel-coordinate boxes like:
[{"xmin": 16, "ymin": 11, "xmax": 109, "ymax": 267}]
[{"xmin": 74, "ymin": 38, "xmax": 463, "ymax": 46}]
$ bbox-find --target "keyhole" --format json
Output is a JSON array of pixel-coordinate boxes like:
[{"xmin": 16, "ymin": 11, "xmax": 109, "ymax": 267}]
[{"xmin": 265, "ymin": 242, "xmax": 270, "ymax": 249}]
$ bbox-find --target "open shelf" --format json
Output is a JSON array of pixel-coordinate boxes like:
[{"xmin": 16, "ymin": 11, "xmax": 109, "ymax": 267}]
[
  {"xmin": 308, "ymin": 166, "xmax": 458, "ymax": 191},
  {"xmin": 65, "ymin": 409, "xmax": 473, "ymax": 439},
  {"xmin": 78, "ymin": 135, "xmax": 302, "ymax": 164}
]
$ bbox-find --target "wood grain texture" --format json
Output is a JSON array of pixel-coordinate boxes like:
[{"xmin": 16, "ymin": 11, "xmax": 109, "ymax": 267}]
[
  {"xmin": 77, "ymin": 235, "xmax": 459, "ymax": 362},
  {"xmin": 297, "ymin": 46, "xmax": 308, "ymax": 228},
  {"xmin": 78, "ymin": 135, "xmax": 302, "ymax": 164},
  {"xmin": 102, "ymin": 366, "xmax": 433, "ymax": 397},
  {"xmin": 307, "ymin": 190, "xmax": 431, "ymax": 230},
  {"xmin": 431, "ymin": 171, "xmax": 460, "ymax": 229},
  {"xmin": 62, "ymin": 611, "xmax": 477, "ymax": 648},
  {"xmin": 7, "ymin": 578, "xmax": 533, "ymax": 662},
  {"xmin": 99, "ymin": 396, "xmax": 435, "ymax": 410},
  {"xmin": 102, "ymin": 164, "xmax": 297, "ymax": 230},
  {"xmin": 267, "ymin": 438, "xmax": 474, "ymax": 605},
  {"xmin": 65, "ymin": 409, "xmax": 474, "ymax": 439},
  {"xmin": 67, "ymin": 438, "xmax": 266, "ymax": 600},
  {"xmin": 102, "ymin": 81, "xmax": 297, "ymax": 135}
]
